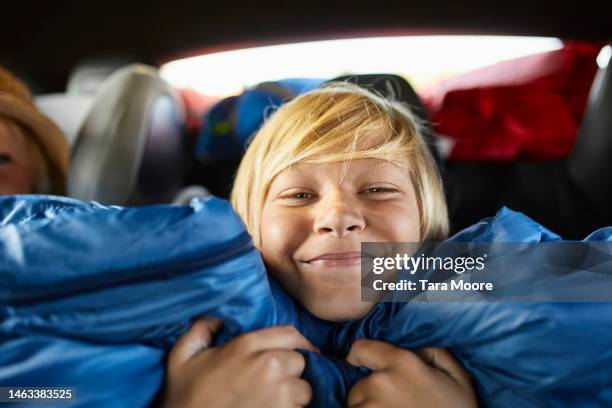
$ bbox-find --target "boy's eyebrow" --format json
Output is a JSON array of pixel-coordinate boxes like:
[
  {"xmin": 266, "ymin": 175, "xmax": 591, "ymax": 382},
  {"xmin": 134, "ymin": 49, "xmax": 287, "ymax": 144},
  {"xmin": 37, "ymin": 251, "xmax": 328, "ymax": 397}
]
[
  {"xmin": 267, "ymin": 169, "xmax": 307, "ymax": 191},
  {"xmin": 270, "ymin": 170, "xmax": 306, "ymax": 184}
]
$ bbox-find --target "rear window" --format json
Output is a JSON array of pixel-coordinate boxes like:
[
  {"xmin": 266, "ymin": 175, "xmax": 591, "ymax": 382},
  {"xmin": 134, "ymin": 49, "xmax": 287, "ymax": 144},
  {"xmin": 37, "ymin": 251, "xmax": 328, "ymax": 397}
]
[{"xmin": 160, "ymin": 35, "xmax": 563, "ymax": 97}]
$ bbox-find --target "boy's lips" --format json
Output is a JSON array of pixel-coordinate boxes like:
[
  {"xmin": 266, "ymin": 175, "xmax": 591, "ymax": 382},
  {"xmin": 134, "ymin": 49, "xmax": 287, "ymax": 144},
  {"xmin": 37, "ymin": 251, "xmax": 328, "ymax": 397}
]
[{"xmin": 300, "ymin": 251, "xmax": 374, "ymax": 267}]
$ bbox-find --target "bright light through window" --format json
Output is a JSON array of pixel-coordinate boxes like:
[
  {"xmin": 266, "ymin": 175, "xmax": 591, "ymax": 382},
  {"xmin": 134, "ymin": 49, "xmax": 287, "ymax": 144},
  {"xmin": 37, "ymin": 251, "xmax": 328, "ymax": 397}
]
[
  {"xmin": 160, "ymin": 36, "xmax": 563, "ymax": 97},
  {"xmin": 597, "ymin": 45, "xmax": 611, "ymax": 69}
]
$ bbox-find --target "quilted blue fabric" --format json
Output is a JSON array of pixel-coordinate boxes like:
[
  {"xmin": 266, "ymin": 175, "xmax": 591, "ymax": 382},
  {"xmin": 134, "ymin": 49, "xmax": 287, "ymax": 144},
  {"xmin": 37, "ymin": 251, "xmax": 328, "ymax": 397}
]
[{"xmin": 1, "ymin": 195, "xmax": 611, "ymax": 407}]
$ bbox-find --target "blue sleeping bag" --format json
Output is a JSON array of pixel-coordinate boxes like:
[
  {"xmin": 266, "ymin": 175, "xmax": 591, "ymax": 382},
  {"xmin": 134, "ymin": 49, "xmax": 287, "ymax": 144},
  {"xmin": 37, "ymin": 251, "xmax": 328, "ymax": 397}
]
[{"xmin": 1, "ymin": 195, "xmax": 611, "ymax": 407}]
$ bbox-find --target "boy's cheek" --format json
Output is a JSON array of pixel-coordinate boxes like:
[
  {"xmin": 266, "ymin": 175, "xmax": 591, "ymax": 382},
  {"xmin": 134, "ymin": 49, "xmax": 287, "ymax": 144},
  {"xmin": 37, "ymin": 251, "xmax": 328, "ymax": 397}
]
[
  {"xmin": 260, "ymin": 216, "xmax": 308, "ymax": 289},
  {"xmin": 261, "ymin": 210, "xmax": 310, "ymax": 263},
  {"xmin": 369, "ymin": 206, "xmax": 421, "ymax": 242}
]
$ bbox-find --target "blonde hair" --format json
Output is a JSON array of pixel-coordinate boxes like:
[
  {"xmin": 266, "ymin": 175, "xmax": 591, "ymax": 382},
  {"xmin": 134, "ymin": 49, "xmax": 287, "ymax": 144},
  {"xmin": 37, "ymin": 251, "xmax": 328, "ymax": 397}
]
[{"xmin": 231, "ymin": 82, "xmax": 449, "ymax": 247}]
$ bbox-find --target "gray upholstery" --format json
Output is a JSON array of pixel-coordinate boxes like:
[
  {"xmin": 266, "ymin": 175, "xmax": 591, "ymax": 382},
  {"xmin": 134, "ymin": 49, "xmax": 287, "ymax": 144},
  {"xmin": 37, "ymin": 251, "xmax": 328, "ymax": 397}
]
[
  {"xmin": 567, "ymin": 52, "xmax": 612, "ymax": 215},
  {"xmin": 35, "ymin": 94, "xmax": 93, "ymax": 146},
  {"xmin": 68, "ymin": 64, "xmax": 184, "ymax": 205}
]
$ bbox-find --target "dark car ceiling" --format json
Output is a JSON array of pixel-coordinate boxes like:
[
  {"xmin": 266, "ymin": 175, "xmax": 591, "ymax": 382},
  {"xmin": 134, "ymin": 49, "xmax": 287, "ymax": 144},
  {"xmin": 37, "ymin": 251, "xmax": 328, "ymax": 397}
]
[{"xmin": 2, "ymin": 0, "xmax": 610, "ymax": 92}]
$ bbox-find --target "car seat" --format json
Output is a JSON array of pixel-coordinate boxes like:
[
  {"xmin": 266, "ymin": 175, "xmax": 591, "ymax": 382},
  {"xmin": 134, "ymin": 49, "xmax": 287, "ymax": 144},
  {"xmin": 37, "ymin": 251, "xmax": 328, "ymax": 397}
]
[
  {"xmin": 35, "ymin": 94, "xmax": 93, "ymax": 147},
  {"xmin": 36, "ymin": 60, "xmax": 138, "ymax": 146},
  {"xmin": 68, "ymin": 64, "xmax": 185, "ymax": 205},
  {"xmin": 446, "ymin": 50, "xmax": 611, "ymax": 238},
  {"xmin": 567, "ymin": 50, "xmax": 612, "ymax": 217}
]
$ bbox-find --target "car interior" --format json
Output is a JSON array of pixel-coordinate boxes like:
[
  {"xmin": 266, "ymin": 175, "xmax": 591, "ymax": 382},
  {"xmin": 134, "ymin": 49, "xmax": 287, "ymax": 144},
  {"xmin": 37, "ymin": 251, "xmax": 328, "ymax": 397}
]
[
  {"xmin": 1, "ymin": 2, "xmax": 610, "ymax": 239},
  {"xmin": 2, "ymin": 4, "xmax": 612, "ymax": 407}
]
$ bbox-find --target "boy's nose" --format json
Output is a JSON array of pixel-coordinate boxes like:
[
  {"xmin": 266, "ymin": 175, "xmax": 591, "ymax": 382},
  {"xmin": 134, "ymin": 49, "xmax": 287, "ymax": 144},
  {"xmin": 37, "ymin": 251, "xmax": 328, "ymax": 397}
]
[{"xmin": 313, "ymin": 195, "xmax": 365, "ymax": 238}]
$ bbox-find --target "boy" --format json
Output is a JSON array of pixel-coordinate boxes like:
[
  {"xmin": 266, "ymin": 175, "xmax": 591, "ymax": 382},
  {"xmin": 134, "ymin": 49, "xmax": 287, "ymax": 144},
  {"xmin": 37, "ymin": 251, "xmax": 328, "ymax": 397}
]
[{"xmin": 161, "ymin": 83, "xmax": 477, "ymax": 407}]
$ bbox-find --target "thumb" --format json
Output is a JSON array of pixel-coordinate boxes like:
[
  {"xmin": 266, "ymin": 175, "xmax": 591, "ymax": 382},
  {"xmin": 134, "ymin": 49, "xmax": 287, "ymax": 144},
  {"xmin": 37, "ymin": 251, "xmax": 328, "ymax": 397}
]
[
  {"xmin": 346, "ymin": 339, "xmax": 400, "ymax": 371},
  {"xmin": 415, "ymin": 347, "xmax": 473, "ymax": 390},
  {"xmin": 167, "ymin": 317, "xmax": 223, "ymax": 373}
]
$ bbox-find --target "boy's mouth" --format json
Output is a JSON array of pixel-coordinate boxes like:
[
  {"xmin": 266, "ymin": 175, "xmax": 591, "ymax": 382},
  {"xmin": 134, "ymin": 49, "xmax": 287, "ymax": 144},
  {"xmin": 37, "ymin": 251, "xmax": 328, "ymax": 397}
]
[{"xmin": 301, "ymin": 251, "xmax": 373, "ymax": 267}]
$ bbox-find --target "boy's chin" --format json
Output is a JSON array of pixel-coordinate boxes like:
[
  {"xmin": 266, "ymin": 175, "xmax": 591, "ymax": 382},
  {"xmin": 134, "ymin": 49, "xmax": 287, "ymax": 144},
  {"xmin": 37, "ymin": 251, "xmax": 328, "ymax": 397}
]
[{"xmin": 302, "ymin": 298, "xmax": 376, "ymax": 322}]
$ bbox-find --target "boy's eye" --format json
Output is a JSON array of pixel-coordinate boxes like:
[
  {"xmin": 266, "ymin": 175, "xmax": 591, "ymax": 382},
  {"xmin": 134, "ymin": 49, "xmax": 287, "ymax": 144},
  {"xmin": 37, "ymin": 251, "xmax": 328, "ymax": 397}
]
[
  {"xmin": 0, "ymin": 153, "xmax": 13, "ymax": 165},
  {"xmin": 362, "ymin": 186, "xmax": 396, "ymax": 194},
  {"xmin": 280, "ymin": 191, "xmax": 315, "ymax": 200}
]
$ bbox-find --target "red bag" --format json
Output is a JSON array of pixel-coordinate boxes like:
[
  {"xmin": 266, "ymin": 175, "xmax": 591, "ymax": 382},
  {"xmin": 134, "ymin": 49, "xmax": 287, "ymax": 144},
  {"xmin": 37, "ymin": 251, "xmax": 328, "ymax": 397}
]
[{"xmin": 421, "ymin": 42, "xmax": 601, "ymax": 161}]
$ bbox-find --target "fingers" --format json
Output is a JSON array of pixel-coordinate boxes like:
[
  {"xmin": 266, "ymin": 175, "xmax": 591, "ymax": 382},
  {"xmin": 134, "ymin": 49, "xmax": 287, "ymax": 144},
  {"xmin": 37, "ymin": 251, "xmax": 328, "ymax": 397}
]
[
  {"xmin": 167, "ymin": 317, "xmax": 223, "ymax": 373},
  {"xmin": 347, "ymin": 341, "xmax": 471, "ymax": 386},
  {"xmin": 284, "ymin": 378, "xmax": 312, "ymax": 407},
  {"xmin": 236, "ymin": 325, "xmax": 319, "ymax": 354},
  {"xmin": 415, "ymin": 347, "xmax": 474, "ymax": 390},
  {"xmin": 256, "ymin": 349, "xmax": 307, "ymax": 378},
  {"xmin": 347, "ymin": 339, "xmax": 421, "ymax": 371},
  {"xmin": 347, "ymin": 402, "xmax": 374, "ymax": 408},
  {"xmin": 347, "ymin": 378, "xmax": 368, "ymax": 407}
]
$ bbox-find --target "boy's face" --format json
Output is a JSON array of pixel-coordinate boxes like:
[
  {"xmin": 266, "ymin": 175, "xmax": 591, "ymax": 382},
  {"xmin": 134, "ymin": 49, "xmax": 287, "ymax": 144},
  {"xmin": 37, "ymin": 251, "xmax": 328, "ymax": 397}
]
[{"xmin": 261, "ymin": 158, "xmax": 421, "ymax": 321}]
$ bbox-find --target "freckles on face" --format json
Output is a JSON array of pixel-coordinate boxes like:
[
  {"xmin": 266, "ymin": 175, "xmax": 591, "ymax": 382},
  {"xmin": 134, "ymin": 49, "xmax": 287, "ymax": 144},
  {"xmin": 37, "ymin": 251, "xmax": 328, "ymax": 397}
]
[{"xmin": 259, "ymin": 159, "xmax": 421, "ymax": 322}]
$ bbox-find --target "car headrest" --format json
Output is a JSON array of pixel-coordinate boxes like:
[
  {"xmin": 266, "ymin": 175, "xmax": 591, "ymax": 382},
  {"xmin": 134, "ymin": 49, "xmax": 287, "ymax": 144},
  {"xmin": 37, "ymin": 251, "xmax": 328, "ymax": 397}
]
[
  {"xmin": 68, "ymin": 64, "xmax": 185, "ymax": 205},
  {"xmin": 67, "ymin": 59, "xmax": 138, "ymax": 96},
  {"xmin": 567, "ymin": 51, "xmax": 612, "ymax": 215},
  {"xmin": 35, "ymin": 93, "xmax": 94, "ymax": 146},
  {"xmin": 195, "ymin": 78, "xmax": 325, "ymax": 163},
  {"xmin": 326, "ymin": 74, "xmax": 442, "ymax": 167}
]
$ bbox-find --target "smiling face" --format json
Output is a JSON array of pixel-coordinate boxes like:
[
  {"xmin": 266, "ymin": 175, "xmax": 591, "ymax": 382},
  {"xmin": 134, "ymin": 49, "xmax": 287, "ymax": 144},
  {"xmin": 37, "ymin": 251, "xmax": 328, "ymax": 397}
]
[
  {"xmin": 260, "ymin": 159, "xmax": 421, "ymax": 321},
  {"xmin": 231, "ymin": 83, "xmax": 448, "ymax": 322}
]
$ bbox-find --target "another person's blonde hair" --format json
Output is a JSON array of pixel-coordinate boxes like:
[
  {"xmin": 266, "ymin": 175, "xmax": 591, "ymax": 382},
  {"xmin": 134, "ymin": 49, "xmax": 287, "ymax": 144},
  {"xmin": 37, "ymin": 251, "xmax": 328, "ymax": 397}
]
[{"xmin": 231, "ymin": 82, "xmax": 448, "ymax": 247}]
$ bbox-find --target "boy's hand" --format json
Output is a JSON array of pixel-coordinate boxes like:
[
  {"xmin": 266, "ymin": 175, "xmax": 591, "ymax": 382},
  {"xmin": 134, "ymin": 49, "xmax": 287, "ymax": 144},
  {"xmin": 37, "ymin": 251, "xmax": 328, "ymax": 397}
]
[
  {"xmin": 346, "ymin": 339, "xmax": 477, "ymax": 408},
  {"xmin": 160, "ymin": 318, "xmax": 318, "ymax": 408}
]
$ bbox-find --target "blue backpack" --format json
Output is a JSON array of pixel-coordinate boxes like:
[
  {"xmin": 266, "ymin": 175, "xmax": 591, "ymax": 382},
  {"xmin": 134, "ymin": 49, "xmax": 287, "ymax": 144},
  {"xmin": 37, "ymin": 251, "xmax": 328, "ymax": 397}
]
[{"xmin": 195, "ymin": 78, "xmax": 325, "ymax": 162}]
